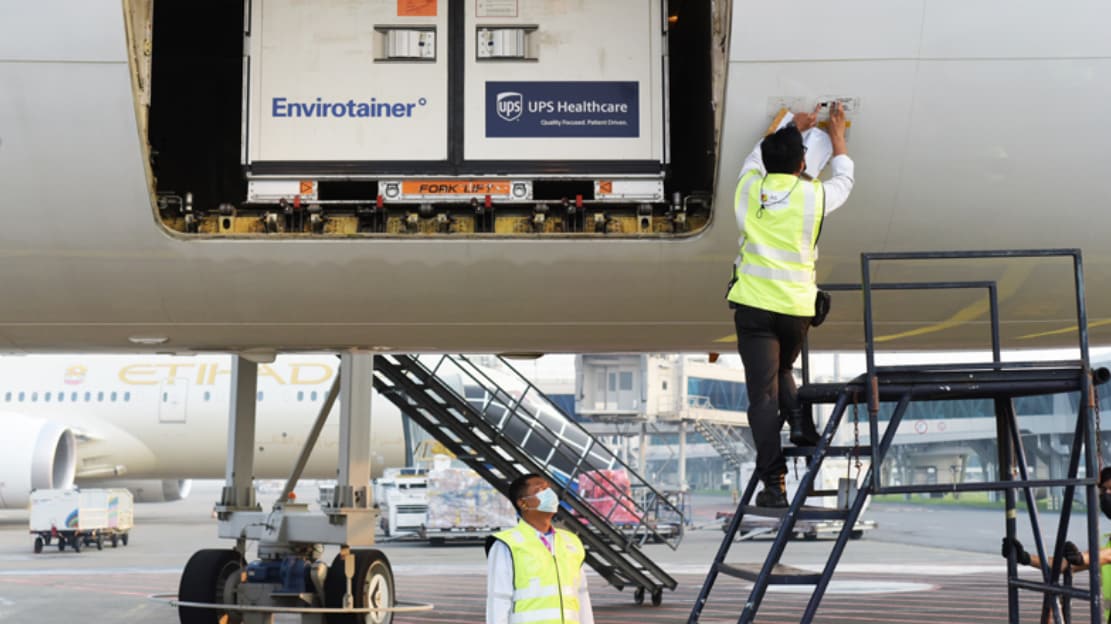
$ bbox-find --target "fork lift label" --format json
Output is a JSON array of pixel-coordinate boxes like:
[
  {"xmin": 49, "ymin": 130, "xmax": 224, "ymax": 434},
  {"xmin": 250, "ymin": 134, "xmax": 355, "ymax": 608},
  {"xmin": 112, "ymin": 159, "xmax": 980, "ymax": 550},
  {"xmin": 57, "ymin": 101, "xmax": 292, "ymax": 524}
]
[{"xmin": 400, "ymin": 180, "xmax": 513, "ymax": 197}]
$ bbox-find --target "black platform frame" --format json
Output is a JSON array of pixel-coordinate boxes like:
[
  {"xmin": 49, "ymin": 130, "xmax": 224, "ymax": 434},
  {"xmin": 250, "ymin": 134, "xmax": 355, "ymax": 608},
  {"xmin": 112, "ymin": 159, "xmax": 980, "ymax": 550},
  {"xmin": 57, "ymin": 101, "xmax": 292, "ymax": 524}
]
[{"xmin": 690, "ymin": 249, "xmax": 1105, "ymax": 624}]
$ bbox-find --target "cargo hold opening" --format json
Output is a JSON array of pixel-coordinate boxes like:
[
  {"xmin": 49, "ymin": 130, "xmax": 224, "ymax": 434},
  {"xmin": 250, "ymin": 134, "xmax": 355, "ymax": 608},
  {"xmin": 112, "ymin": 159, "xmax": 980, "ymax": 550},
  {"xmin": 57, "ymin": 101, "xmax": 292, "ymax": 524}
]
[{"xmin": 145, "ymin": 0, "xmax": 719, "ymax": 238}]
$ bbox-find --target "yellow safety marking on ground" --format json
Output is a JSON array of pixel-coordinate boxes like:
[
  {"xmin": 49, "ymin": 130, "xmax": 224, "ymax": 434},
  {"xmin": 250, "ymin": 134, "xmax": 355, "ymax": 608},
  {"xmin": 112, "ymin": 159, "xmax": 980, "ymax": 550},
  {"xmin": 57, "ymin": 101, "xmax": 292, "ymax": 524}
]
[{"xmin": 1017, "ymin": 318, "xmax": 1111, "ymax": 340}]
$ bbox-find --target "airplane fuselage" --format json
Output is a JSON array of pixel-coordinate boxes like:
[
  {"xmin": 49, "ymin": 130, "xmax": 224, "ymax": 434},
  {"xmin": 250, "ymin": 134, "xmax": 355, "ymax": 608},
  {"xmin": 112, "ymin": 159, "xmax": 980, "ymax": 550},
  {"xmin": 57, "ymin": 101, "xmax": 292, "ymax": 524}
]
[{"xmin": 2, "ymin": 1, "xmax": 1110, "ymax": 354}]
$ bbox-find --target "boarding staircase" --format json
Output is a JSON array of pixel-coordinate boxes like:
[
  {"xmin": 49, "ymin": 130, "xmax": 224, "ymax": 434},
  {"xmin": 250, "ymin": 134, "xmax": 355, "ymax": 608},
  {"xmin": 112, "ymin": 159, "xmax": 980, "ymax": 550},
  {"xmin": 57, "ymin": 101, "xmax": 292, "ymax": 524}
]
[
  {"xmin": 689, "ymin": 250, "xmax": 1108, "ymax": 624},
  {"xmin": 691, "ymin": 418, "xmax": 753, "ymax": 471},
  {"xmin": 373, "ymin": 353, "xmax": 682, "ymax": 605}
]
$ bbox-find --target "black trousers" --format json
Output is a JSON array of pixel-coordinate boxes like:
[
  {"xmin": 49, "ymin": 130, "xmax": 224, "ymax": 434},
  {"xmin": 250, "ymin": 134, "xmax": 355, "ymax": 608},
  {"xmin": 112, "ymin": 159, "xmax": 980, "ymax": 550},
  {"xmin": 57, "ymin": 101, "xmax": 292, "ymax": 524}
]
[{"xmin": 733, "ymin": 303, "xmax": 811, "ymax": 481}]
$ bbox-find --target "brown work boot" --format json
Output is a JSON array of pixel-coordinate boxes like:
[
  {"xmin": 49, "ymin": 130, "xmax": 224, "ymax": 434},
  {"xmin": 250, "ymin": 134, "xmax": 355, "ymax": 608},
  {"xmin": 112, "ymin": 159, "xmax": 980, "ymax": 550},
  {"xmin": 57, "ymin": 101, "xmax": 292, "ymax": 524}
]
[{"xmin": 754, "ymin": 473, "xmax": 787, "ymax": 508}]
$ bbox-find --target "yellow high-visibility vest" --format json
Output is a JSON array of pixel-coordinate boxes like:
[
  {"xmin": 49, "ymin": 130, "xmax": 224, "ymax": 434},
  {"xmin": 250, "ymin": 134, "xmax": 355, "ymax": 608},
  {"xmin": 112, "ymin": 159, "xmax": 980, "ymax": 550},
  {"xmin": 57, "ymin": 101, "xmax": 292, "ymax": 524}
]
[
  {"xmin": 727, "ymin": 170, "xmax": 824, "ymax": 317},
  {"xmin": 1102, "ymin": 533, "xmax": 1110, "ymax": 622},
  {"xmin": 492, "ymin": 519, "xmax": 585, "ymax": 624}
]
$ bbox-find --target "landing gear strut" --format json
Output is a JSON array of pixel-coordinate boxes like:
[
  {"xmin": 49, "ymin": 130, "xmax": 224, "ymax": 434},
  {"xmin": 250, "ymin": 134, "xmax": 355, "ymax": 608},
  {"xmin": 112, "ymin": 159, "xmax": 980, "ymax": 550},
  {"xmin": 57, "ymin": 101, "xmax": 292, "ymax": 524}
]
[{"xmin": 173, "ymin": 353, "xmax": 414, "ymax": 624}]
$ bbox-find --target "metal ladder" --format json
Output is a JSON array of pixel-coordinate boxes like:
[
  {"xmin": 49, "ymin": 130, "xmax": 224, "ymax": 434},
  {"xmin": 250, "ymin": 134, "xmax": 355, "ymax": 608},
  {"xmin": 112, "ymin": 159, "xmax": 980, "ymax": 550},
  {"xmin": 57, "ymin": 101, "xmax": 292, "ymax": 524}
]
[
  {"xmin": 691, "ymin": 418, "xmax": 753, "ymax": 471},
  {"xmin": 372, "ymin": 353, "xmax": 682, "ymax": 604},
  {"xmin": 689, "ymin": 249, "xmax": 1106, "ymax": 623},
  {"xmin": 688, "ymin": 379, "xmax": 874, "ymax": 623}
]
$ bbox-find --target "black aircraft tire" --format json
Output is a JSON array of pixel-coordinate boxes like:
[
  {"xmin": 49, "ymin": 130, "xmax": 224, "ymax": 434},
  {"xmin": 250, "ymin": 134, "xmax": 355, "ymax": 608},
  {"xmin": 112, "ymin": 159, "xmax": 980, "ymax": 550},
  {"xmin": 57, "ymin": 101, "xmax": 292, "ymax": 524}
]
[
  {"xmin": 325, "ymin": 549, "xmax": 395, "ymax": 624},
  {"xmin": 178, "ymin": 549, "xmax": 243, "ymax": 624}
]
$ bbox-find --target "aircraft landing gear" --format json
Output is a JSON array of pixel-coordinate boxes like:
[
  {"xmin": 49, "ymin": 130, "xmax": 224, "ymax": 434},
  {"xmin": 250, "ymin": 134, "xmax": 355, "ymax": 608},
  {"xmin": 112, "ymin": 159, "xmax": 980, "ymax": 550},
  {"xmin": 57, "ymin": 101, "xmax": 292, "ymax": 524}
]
[
  {"xmin": 173, "ymin": 354, "xmax": 418, "ymax": 624},
  {"xmin": 324, "ymin": 549, "xmax": 395, "ymax": 624},
  {"xmin": 178, "ymin": 549, "xmax": 243, "ymax": 624}
]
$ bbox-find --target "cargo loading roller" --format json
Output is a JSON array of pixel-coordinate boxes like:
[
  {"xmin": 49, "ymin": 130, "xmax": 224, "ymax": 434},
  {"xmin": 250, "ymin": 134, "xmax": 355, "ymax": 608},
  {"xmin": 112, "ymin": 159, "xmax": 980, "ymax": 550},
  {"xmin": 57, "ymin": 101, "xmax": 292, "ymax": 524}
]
[{"xmin": 149, "ymin": 0, "xmax": 718, "ymax": 237}]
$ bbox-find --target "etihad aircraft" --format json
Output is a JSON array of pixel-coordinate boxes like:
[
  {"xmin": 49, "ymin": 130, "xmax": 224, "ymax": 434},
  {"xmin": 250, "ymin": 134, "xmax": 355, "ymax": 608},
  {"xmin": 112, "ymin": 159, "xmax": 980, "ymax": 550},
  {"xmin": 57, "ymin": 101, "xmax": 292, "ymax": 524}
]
[
  {"xmin": 0, "ymin": 354, "xmax": 406, "ymax": 508},
  {"xmin": 1, "ymin": 1, "xmax": 1108, "ymax": 358}
]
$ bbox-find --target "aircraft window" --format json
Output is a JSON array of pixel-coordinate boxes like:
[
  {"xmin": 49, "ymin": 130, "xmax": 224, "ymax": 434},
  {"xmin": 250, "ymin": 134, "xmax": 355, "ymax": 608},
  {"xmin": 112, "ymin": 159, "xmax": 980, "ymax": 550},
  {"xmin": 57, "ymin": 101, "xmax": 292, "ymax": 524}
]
[
  {"xmin": 257, "ymin": 391, "xmax": 264, "ymax": 401},
  {"xmin": 45, "ymin": 392, "xmax": 52, "ymax": 402},
  {"xmin": 32, "ymin": 392, "xmax": 38, "ymax": 402},
  {"xmin": 84, "ymin": 391, "xmax": 91, "ymax": 402},
  {"xmin": 97, "ymin": 391, "xmax": 104, "ymax": 402},
  {"xmin": 204, "ymin": 391, "xmax": 211, "ymax": 402},
  {"xmin": 71, "ymin": 392, "xmax": 78, "ymax": 401},
  {"xmin": 110, "ymin": 391, "xmax": 117, "ymax": 402},
  {"xmin": 3, "ymin": 391, "xmax": 9, "ymax": 402},
  {"xmin": 297, "ymin": 391, "xmax": 304, "ymax": 401},
  {"xmin": 162, "ymin": 392, "xmax": 168, "ymax": 402},
  {"xmin": 57, "ymin": 392, "xmax": 64, "ymax": 403},
  {"xmin": 311, "ymin": 391, "xmax": 318, "ymax": 401},
  {"xmin": 19, "ymin": 391, "xmax": 25, "ymax": 402},
  {"xmin": 124, "ymin": 392, "xmax": 131, "ymax": 402}
]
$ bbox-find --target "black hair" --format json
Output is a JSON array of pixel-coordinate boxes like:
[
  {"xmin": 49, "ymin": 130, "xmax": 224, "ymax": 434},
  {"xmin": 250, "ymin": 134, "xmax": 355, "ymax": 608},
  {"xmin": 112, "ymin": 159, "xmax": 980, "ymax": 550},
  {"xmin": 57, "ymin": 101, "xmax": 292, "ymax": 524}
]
[
  {"xmin": 761, "ymin": 125, "xmax": 805, "ymax": 175},
  {"xmin": 508, "ymin": 473, "xmax": 543, "ymax": 506},
  {"xmin": 1101, "ymin": 466, "xmax": 1111, "ymax": 485}
]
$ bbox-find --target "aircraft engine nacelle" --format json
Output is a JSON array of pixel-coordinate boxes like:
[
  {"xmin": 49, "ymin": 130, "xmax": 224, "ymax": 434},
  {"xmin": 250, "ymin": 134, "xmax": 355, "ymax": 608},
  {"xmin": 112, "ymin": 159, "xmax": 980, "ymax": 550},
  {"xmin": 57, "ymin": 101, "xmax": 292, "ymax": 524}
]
[
  {"xmin": 89, "ymin": 479, "xmax": 193, "ymax": 503},
  {"xmin": 0, "ymin": 412, "xmax": 77, "ymax": 509}
]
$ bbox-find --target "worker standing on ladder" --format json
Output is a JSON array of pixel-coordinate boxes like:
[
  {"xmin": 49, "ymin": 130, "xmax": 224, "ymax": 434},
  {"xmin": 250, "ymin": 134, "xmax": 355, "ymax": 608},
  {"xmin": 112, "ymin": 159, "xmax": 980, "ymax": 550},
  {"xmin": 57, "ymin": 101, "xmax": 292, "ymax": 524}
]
[
  {"xmin": 485, "ymin": 473, "xmax": 594, "ymax": 624},
  {"xmin": 726, "ymin": 102, "xmax": 854, "ymax": 507}
]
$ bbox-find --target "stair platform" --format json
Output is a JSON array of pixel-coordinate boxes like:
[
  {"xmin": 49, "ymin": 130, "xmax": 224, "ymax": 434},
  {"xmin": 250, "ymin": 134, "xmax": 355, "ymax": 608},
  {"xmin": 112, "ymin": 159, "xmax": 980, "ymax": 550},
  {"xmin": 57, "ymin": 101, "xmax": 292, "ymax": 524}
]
[
  {"xmin": 717, "ymin": 562, "xmax": 821, "ymax": 585},
  {"xmin": 741, "ymin": 505, "xmax": 849, "ymax": 521}
]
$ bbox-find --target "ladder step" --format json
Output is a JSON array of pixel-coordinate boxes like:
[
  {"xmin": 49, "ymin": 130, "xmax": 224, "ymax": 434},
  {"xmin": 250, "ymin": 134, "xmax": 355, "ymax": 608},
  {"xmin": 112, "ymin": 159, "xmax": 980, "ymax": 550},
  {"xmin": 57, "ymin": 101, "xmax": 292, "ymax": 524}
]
[
  {"xmin": 809, "ymin": 489, "xmax": 838, "ymax": 497},
  {"xmin": 741, "ymin": 505, "xmax": 849, "ymax": 521},
  {"xmin": 716, "ymin": 562, "xmax": 821, "ymax": 585},
  {"xmin": 784, "ymin": 446, "xmax": 872, "ymax": 457}
]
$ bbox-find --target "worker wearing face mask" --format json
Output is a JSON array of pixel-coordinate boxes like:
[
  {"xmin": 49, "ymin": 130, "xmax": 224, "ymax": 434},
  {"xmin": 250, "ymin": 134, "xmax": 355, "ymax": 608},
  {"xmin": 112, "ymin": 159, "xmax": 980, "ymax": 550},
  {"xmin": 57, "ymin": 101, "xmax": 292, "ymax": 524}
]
[
  {"xmin": 1002, "ymin": 466, "xmax": 1111, "ymax": 621},
  {"xmin": 485, "ymin": 473, "xmax": 594, "ymax": 624}
]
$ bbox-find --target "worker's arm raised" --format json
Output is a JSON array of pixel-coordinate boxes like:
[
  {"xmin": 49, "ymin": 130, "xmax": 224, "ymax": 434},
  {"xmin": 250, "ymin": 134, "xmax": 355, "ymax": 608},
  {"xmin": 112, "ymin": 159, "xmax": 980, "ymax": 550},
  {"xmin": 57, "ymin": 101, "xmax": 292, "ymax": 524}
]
[
  {"xmin": 828, "ymin": 102, "xmax": 848, "ymax": 157},
  {"xmin": 821, "ymin": 102, "xmax": 854, "ymax": 215}
]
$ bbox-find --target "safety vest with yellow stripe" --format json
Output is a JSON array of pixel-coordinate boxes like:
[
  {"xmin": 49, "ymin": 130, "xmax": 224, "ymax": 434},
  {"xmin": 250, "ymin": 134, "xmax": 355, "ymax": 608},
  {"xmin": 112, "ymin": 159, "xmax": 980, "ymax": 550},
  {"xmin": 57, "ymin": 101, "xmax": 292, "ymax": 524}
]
[
  {"xmin": 727, "ymin": 170, "xmax": 824, "ymax": 317},
  {"xmin": 1102, "ymin": 533, "xmax": 1110, "ymax": 622},
  {"xmin": 491, "ymin": 519, "xmax": 585, "ymax": 624}
]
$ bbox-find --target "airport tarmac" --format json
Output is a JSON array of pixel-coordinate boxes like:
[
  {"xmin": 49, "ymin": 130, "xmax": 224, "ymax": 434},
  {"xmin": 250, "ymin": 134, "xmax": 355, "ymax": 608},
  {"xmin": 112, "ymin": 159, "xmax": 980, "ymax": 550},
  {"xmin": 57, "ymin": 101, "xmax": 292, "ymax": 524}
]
[{"xmin": 0, "ymin": 482, "xmax": 1099, "ymax": 623}]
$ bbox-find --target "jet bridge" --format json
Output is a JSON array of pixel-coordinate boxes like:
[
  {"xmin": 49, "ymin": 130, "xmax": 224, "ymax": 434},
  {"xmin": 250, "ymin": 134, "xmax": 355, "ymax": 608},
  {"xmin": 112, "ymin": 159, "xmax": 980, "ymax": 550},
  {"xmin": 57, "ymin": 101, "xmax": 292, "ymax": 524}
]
[{"xmin": 373, "ymin": 353, "xmax": 682, "ymax": 606}]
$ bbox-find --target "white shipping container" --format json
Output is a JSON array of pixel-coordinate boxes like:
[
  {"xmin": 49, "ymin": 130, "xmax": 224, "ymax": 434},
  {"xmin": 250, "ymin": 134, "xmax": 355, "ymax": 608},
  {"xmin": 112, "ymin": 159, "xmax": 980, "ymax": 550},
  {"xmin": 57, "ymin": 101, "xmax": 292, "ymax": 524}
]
[
  {"xmin": 463, "ymin": 0, "xmax": 664, "ymax": 163},
  {"xmin": 247, "ymin": 0, "xmax": 450, "ymax": 164},
  {"xmin": 245, "ymin": 0, "xmax": 665, "ymax": 172}
]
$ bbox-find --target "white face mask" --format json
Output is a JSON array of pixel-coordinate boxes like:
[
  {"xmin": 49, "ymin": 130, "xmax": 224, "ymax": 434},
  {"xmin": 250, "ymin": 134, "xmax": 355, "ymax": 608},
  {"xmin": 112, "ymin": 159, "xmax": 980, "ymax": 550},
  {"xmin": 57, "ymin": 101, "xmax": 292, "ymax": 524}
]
[{"xmin": 531, "ymin": 487, "xmax": 559, "ymax": 514}]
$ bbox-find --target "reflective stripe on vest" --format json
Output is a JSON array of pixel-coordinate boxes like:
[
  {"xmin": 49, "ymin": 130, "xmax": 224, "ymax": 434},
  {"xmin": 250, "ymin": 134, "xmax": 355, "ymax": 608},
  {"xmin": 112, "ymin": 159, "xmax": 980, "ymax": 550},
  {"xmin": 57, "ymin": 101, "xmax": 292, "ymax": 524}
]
[
  {"xmin": 727, "ymin": 170, "xmax": 824, "ymax": 317},
  {"xmin": 1102, "ymin": 534, "xmax": 1110, "ymax": 622},
  {"xmin": 492, "ymin": 520, "xmax": 585, "ymax": 624}
]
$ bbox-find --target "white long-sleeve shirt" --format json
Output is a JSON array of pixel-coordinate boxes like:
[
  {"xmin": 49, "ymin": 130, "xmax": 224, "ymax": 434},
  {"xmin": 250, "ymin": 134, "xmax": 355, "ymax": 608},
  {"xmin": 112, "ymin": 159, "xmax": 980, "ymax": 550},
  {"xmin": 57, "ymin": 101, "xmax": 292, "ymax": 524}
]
[
  {"xmin": 736, "ymin": 139, "xmax": 855, "ymax": 239},
  {"xmin": 486, "ymin": 529, "xmax": 595, "ymax": 624}
]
